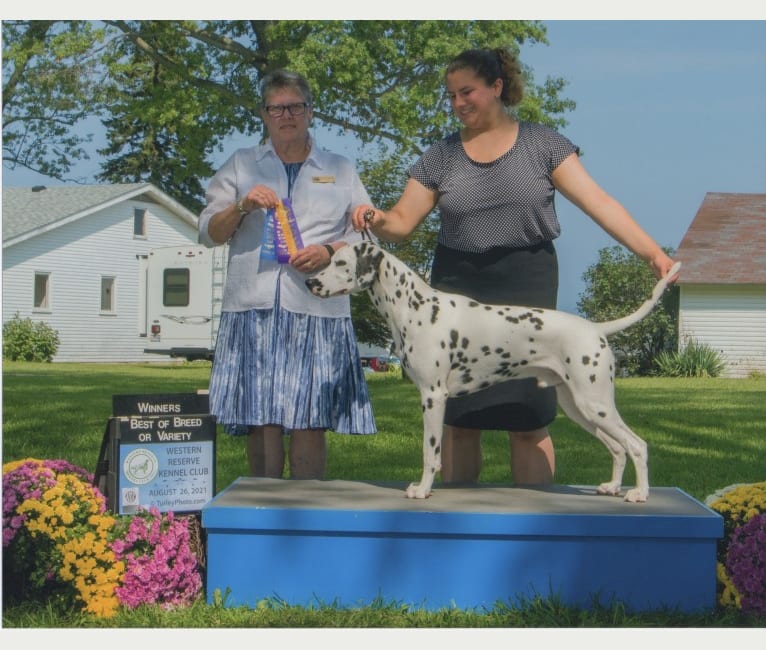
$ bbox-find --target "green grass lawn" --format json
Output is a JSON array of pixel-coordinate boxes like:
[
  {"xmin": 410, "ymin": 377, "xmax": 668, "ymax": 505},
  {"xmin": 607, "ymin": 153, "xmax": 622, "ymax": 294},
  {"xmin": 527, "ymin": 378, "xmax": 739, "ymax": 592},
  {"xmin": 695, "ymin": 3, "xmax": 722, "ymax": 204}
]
[{"xmin": 2, "ymin": 361, "xmax": 765, "ymax": 627}]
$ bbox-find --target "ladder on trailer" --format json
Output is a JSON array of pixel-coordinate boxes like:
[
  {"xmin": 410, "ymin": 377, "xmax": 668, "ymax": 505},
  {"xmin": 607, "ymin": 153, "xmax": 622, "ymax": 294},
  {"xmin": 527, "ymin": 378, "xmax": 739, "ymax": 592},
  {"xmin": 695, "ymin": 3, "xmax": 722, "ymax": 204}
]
[{"xmin": 210, "ymin": 244, "xmax": 228, "ymax": 354}]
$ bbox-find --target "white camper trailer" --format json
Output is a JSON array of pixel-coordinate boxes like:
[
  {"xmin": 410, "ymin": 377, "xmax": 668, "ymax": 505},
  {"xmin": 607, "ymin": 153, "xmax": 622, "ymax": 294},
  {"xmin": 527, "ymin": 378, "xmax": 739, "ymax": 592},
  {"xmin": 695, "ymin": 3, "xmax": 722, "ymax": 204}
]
[{"xmin": 140, "ymin": 244, "xmax": 227, "ymax": 360}]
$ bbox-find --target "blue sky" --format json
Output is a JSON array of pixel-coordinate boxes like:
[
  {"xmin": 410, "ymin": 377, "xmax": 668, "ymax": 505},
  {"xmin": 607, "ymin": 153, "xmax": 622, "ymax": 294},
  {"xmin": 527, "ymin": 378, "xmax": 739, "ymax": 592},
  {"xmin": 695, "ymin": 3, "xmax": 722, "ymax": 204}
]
[{"xmin": 3, "ymin": 19, "xmax": 765, "ymax": 312}]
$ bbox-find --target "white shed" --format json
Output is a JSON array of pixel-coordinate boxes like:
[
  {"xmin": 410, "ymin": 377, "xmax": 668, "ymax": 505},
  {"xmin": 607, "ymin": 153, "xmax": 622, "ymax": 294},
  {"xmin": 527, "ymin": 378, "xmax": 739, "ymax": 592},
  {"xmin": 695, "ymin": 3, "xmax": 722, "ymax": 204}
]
[
  {"xmin": 675, "ymin": 192, "xmax": 766, "ymax": 378},
  {"xmin": 2, "ymin": 183, "xmax": 200, "ymax": 362}
]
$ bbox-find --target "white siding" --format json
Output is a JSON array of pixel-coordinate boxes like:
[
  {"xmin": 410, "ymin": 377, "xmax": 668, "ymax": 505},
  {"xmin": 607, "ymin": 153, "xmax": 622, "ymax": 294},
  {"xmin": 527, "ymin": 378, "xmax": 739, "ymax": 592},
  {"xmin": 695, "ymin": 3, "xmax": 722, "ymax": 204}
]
[
  {"xmin": 3, "ymin": 198, "xmax": 198, "ymax": 362},
  {"xmin": 679, "ymin": 284, "xmax": 766, "ymax": 378}
]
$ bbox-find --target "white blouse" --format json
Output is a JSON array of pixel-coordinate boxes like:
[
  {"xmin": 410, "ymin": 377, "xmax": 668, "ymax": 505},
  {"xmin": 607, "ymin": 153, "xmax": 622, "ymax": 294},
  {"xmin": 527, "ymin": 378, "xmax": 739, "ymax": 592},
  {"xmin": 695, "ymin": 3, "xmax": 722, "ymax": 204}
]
[{"xmin": 199, "ymin": 138, "xmax": 370, "ymax": 317}]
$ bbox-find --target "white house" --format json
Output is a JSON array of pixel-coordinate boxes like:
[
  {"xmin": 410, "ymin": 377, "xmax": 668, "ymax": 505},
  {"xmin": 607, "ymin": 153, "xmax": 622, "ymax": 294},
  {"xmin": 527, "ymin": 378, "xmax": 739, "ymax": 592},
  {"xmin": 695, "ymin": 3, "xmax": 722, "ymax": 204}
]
[
  {"xmin": 675, "ymin": 192, "xmax": 766, "ymax": 378},
  {"xmin": 3, "ymin": 183, "xmax": 200, "ymax": 362}
]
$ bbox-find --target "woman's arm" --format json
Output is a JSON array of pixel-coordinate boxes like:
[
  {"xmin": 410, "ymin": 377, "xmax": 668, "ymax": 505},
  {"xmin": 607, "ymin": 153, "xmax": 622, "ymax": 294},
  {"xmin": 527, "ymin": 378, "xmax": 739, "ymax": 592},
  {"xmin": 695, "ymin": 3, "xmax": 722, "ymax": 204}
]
[
  {"xmin": 552, "ymin": 153, "xmax": 677, "ymax": 279},
  {"xmin": 351, "ymin": 178, "xmax": 439, "ymax": 243}
]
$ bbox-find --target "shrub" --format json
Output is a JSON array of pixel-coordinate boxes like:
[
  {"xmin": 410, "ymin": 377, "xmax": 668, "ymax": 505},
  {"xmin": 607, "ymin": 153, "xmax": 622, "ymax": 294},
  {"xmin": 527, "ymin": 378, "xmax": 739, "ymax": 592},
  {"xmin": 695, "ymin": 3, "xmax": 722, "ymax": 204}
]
[
  {"xmin": 707, "ymin": 481, "xmax": 766, "ymax": 615},
  {"xmin": 654, "ymin": 338, "xmax": 726, "ymax": 377},
  {"xmin": 2, "ymin": 312, "xmax": 60, "ymax": 362}
]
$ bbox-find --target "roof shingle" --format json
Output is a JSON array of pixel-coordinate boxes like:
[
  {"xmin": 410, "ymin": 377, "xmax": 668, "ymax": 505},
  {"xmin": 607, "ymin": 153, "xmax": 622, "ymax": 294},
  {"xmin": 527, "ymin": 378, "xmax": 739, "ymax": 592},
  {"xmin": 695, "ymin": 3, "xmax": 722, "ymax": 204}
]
[{"xmin": 674, "ymin": 192, "xmax": 766, "ymax": 284}]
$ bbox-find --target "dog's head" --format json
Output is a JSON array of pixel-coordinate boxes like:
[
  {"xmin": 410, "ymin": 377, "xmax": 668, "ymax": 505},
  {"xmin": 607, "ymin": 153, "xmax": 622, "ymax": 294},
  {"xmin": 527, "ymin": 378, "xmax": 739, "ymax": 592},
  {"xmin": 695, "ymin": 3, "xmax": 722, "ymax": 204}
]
[{"xmin": 306, "ymin": 240, "xmax": 384, "ymax": 298}]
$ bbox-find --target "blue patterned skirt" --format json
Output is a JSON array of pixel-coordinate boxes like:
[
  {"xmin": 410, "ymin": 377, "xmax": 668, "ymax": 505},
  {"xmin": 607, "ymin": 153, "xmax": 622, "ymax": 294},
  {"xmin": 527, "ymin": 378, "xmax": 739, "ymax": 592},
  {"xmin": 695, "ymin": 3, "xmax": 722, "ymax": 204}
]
[{"xmin": 209, "ymin": 303, "xmax": 377, "ymax": 437}]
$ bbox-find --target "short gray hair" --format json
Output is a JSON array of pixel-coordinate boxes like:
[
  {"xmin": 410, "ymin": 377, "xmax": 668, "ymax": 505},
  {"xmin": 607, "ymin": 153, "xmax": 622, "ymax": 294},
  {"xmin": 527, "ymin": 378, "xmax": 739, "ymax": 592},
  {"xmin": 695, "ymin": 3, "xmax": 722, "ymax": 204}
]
[{"xmin": 259, "ymin": 69, "xmax": 313, "ymax": 106}]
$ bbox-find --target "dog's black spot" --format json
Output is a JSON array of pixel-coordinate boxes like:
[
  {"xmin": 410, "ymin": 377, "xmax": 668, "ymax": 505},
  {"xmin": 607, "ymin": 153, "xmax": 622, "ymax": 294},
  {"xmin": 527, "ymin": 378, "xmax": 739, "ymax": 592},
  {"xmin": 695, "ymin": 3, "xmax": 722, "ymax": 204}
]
[
  {"xmin": 395, "ymin": 290, "xmax": 402, "ymax": 299},
  {"xmin": 450, "ymin": 300, "xmax": 456, "ymax": 308},
  {"xmin": 582, "ymin": 355, "xmax": 590, "ymax": 365},
  {"xmin": 501, "ymin": 352, "xmax": 511, "ymax": 359},
  {"xmin": 425, "ymin": 398, "xmax": 433, "ymax": 410},
  {"xmin": 598, "ymin": 411, "xmax": 607, "ymax": 418},
  {"xmin": 435, "ymin": 445, "xmax": 440, "ymax": 455},
  {"xmin": 590, "ymin": 374, "xmax": 597, "ymax": 383},
  {"xmin": 530, "ymin": 317, "xmax": 544, "ymax": 330},
  {"xmin": 355, "ymin": 249, "xmax": 383, "ymax": 282},
  {"xmin": 506, "ymin": 316, "xmax": 520, "ymax": 324},
  {"xmin": 449, "ymin": 330, "xmax": 459, "ymax": 349},
  {"xmin": 529, "ymin": 349, "xmax": 537, "ymax": 355},
  {"xmin": 469, "ymin": 301, "xmax": 479, "ymax": 308},
  {"xmin": 461, "ymin": 337, "xmax": 469, "ymax": 349},
  {"xmin": 520, "ymin": 360, "xmax": 528, "ymax": 365},
  {"xmin": 481, "ymin": 345, "xmax": 491, "ymax": 355},
  {"xmin": 430, "ymin": 304, "xmax": 440, "ymax": 324},
  {"xmin": 440, "ymin": 341, "xmax": 446, "ymax": 349},
  {"xmin": 529, "ymin": 337, "xmax": 535, "ymax": 342},
  {"xmin": 566, "ymin": 357, "xmax": 571, "ymax": 364},
  {"xmin": 565, "ymin": 374, "xmax": 570, "ymax": 381},
  {"xmin": 479, "ymin": 381, "xmax": 490, "ymax": 389},
  {"xmin": 429, "ymin": 435, "xmax": 437, "ymax": 447}
]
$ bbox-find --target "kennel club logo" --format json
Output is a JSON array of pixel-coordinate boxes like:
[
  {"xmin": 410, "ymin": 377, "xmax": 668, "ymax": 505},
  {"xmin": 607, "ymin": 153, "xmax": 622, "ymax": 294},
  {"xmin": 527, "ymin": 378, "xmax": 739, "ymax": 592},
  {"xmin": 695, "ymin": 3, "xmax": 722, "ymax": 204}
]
[{"xmin": 123, "ymin": 448, "xmax": 159, "ymax": 485}]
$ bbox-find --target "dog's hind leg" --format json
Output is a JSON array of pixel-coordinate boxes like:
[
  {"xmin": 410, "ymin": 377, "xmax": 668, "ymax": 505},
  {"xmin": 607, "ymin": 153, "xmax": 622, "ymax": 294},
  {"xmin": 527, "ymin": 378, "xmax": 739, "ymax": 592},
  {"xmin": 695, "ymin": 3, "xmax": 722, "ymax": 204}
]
[
  {"xmin": 406, "ymin": 393, "xmax": 446, "ymax": 499},
  {"xmin": 555, "ymin": 384, "xmax": 649, "ymax": 502}
]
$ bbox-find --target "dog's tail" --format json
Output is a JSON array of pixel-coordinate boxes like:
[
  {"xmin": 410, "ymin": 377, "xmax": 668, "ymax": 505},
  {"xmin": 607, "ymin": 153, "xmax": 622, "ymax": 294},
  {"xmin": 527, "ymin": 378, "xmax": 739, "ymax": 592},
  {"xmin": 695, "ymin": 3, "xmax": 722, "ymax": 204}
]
[{"xmin": 596, "ymin": 261, "xmax": 681, "ymax": 337}]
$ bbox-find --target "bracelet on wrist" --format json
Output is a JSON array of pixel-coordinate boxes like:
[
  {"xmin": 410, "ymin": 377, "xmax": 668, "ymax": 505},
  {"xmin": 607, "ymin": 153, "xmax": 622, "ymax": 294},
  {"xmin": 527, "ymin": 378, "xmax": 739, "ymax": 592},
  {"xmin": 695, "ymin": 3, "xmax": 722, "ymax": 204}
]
[
  {"xmin": 323, "ymin": 244, "xmax": 335, "ymax": 258},
  {"xmin": 235, "ymin": 199, "xmax": 249, "ymax": 217}
]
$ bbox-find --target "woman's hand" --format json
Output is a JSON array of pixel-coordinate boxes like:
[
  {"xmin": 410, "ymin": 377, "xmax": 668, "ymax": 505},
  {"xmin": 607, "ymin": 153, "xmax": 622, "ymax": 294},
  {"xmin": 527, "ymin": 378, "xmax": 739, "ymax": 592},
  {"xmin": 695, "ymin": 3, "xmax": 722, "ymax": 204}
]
[
  {"xmin": 352, "ymin": 205, "xmax": 381, "ymax": 232},
  {"xmin": 291, "ymin": 243, "xmax": 335, "ymax": 275},
  {"xmin": 239, "ymin": 184, "xmax": 280, "ymax": 212}
]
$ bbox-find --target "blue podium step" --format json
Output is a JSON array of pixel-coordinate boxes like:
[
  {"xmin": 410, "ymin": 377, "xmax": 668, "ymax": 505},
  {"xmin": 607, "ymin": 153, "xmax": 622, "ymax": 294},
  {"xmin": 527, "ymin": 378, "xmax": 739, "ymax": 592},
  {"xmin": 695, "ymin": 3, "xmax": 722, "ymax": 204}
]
[{"xmin": 201, "ymin": 478, "xmax": 723, "ymax": 612}]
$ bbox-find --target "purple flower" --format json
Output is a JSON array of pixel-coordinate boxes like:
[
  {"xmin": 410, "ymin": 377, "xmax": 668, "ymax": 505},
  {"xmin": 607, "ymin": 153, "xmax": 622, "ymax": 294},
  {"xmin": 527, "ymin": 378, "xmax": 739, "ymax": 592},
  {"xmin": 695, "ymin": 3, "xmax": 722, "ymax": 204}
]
[
  {"xmin": 725, "ymin": 513, "xmax": 766, "ymax": 616},
  {"xmin": 112, "ymin": 507, "xmax": 202, "ymax": 609}
]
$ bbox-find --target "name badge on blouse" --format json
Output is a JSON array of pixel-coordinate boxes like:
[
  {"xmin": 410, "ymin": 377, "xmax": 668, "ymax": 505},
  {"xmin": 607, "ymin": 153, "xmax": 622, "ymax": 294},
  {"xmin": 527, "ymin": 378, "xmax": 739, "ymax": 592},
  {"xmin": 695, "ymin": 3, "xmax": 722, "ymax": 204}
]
[{"xmin": 312, "ymin": 175, "xmax": 335, "ymax": 183}]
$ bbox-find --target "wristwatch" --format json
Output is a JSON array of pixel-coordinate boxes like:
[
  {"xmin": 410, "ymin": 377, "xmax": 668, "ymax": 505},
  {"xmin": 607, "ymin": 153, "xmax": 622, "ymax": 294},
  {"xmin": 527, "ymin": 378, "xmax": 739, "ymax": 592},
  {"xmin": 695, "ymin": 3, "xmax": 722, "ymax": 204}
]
[{"xmin": 235, "ymin": 199, "xmax": 249, "ymax": 217}]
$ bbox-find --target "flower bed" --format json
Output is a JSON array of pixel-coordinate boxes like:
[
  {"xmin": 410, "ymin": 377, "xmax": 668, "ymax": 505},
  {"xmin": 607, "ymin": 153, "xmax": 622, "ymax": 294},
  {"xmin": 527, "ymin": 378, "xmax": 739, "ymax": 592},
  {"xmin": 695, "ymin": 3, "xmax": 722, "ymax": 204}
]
[
  {"xmin": 706, "ymin": 481, "xmax": 766, "ymax": 616},
  {"xmin": 2, "ymin": 458, "xmax": 203, "ymax": 617}
]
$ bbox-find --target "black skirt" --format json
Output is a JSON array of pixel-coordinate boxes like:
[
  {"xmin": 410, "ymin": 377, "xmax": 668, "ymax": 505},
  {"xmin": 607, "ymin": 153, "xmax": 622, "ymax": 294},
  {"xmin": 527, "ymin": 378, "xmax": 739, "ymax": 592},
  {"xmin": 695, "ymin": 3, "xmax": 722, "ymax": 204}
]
[{"xmin": 430, "ymin": 241, "xmax": 559, "ymax": 431}]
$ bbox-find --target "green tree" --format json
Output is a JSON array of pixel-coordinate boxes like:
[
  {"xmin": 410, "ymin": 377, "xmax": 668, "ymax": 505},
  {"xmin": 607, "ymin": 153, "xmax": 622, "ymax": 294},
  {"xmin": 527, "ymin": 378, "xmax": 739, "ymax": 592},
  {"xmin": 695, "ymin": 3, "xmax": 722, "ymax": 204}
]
[
  {"xmin": 2, "ymin": 21, "xmax": 106, "ymax": 181},
  {"xmin": 577, "ymin": 246, "xmax": 679, "ymax": 376},
  {"xmin": 3, "ymin": 20, "xmax": 577, "ymax": 346}
]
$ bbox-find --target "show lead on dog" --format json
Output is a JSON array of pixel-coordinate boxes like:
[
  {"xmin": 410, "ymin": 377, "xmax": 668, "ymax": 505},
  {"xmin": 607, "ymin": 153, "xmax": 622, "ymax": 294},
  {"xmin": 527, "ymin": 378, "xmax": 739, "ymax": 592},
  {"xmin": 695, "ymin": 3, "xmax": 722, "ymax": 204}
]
[
  {"xmin": 352, "ymin": 47, "xmax": 677, "ymax": 487},
  {"xmin": 199, "ymin": 69, "xmax": 376, "ymax": 480}
]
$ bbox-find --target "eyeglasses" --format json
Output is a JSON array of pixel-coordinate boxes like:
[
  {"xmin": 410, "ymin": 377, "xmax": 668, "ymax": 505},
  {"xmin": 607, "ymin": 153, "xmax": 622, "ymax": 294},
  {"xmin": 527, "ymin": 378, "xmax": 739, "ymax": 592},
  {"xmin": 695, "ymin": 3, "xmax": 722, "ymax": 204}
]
[{"xmin": 264, "ymin": 102, "xmax": 309, "ymax": 118}]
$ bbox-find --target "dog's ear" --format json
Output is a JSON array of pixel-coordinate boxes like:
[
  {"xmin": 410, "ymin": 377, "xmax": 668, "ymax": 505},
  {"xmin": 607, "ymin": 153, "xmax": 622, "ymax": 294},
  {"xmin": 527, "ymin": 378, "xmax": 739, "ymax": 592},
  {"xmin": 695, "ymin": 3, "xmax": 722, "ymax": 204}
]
[{"xmin": 355, "ymin": 243, "xmax": 384, "ymax": 286}]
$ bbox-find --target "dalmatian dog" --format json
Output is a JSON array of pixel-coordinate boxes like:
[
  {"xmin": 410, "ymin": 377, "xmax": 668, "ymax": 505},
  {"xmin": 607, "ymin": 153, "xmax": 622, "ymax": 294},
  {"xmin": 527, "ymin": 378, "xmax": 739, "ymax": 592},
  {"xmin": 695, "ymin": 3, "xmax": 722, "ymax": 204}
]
[{"xmin": 306, "ymin": 241, "xmax": 680, "ymax": 503}]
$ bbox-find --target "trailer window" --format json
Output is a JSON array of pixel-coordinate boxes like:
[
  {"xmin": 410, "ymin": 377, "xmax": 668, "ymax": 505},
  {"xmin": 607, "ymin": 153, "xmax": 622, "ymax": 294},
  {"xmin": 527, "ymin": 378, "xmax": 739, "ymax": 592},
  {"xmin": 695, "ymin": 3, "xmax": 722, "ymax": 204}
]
[{"xmin": 163, "ymin": 268, "xmax": 190, "ymax": 307}]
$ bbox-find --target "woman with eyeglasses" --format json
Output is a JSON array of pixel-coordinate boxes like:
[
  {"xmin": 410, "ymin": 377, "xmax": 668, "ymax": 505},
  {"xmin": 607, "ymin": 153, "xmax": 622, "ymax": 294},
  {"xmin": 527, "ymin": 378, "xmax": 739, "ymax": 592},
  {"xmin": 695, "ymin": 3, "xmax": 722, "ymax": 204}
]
[
  {"xmin": 352, "ymin": 48, "xmax": 676, "ymax": 488},
  {"xmin": 199, "ymin": 69, "xmax": 376, "ymax": 480}
]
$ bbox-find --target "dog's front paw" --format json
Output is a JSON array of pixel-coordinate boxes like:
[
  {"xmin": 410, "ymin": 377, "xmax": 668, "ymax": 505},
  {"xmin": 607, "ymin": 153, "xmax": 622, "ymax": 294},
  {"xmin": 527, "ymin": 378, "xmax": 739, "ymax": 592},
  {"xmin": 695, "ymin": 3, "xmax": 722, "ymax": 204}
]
[
  {"xmin": 406, "ymin": 482, "xmax": 432, "ymax": 499},
  {"xmin": 597, "ymin": 481, "xmax": 622, "ymax": 497},
  {"xmin": 623, "ymin": 487, "xmax": 648, "ymax": 503}
]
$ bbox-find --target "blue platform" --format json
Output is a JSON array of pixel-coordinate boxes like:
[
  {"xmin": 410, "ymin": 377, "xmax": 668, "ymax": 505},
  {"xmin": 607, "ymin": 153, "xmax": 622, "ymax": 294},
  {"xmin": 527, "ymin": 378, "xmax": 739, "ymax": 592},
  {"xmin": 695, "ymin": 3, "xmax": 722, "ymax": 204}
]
[{"xmin": 201, "ymin": 478, "xmax": 723, "ymax": 612}]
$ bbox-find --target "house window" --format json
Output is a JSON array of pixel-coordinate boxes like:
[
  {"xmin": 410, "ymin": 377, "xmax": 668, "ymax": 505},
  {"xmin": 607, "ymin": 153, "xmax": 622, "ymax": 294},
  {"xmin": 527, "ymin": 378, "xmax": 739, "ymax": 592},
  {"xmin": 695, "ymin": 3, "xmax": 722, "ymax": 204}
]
[
  {"xmin": 163, "ymin": 268, "xmax": 190, "ymax": 307},
  {"xmin": 101, "ymin": 276, "xmax": 116, "ymax": 313},
  {"xmin": 34, "ymin": 272, "xmax": 50, "ymax": 310},
  {"xmin": 134, "ymin": 208, "xmax": 147, "ymax": 237}
]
